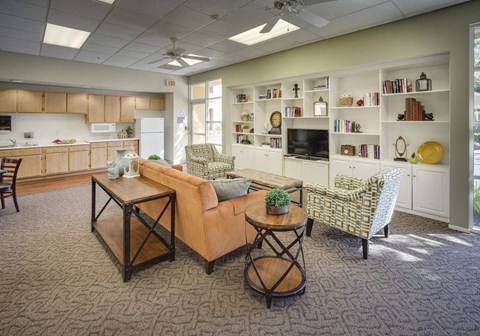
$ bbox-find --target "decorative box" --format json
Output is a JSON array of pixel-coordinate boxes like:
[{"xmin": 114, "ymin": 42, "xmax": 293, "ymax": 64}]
[{"xmin": 341, "ymin": 145, "xmax": 356, "ymax": 156}]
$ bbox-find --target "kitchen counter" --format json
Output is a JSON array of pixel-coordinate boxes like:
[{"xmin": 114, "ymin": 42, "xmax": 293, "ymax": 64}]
[
  {"xmin": 0, "ymin": 138, "xmax": 139, "ymax": 151},
  {"xmin": 85, "ymin": 138, "xmax": 139, "ymax": 143}
]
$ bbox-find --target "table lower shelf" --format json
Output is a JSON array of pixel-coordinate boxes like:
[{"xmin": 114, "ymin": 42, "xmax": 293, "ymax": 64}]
[
  {"xmin": 94, "ymin": 215, "xmax": 169, "ymax": 267},
  {"xmin": 245, "ymin": 256, "xmax": 305, "ymax": 295}
]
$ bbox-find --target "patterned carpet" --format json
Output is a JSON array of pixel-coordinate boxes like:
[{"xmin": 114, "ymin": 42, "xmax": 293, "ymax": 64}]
[{"xmin": 1, "ymin": 186, "xmax": 480, "ymax": 335}]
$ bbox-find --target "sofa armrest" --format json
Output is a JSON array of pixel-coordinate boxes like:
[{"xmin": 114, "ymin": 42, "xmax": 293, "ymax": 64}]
[
  {"xmin": 171, "ymin": 164, "xmax": 183, "ymax": 171},
  {"xmin": 189, "ymin": 156, "xmax": 208, "ymax": 164},
  {"xmin": 216, "ymin": 153, "xmax": 235, "ymax": 164}
]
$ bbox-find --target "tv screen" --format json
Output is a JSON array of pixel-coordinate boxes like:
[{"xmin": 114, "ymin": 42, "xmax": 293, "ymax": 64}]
[{"xmin": 287, "ymin": 128, "xmax": 329, "ymax": 160}]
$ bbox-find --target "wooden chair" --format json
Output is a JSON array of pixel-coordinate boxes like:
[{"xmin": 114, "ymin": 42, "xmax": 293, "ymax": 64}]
[{"xmin": 0, "ymin": 157, "xmax": 22, "ymax": 212}]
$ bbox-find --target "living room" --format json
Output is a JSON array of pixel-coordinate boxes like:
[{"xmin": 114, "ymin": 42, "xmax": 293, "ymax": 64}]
[{"xmin": 1, "ymin": 0, "xmax": 480, "ymax": 335}]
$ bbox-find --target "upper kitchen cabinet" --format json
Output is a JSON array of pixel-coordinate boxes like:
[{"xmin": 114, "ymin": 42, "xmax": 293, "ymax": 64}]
[
  {"xmin": 67, "ymin": 93, "xmax": 88, "ymax": 114},
  {"xmin": 0, "ymin": 89, "xmax": 17, "ymax": 112},
  {"xmin": 87, "ymin": 94, "xmax": 105, "ymax": 123},
  {"xmin": 104, "ymin": 95, "xmax": 121, "ymax": 123},
  {"xmin": 135, "ymin": 96, "xmax": 165, "ymax": 111},
  {"xmin": 44, "ymin": 91, "xmax": 67, "ymax": 113},
  {"xmin": 121, "ymin": 96, "xmax": 135, "ymax": 123},
  {"xmin": 17, "ymin": 90, "xmax": 43, "ymax": 113}
]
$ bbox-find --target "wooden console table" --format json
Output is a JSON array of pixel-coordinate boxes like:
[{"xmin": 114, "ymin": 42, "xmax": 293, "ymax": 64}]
[
  {"xmin": 91, "ymin": 174, "xmax": 176, "ymax": 282},
  {"xmin": 244, "ymin": 203, "xmax": 308, "ymax": 308}
]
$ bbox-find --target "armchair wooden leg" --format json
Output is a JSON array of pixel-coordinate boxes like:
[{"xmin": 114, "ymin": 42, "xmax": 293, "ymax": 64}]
[
  {"xmin": 306, "ymin": 218, "xmax": 314, "ymax": 237},
  {"xmin": 384, "ymin": 224, "xmax": 389, "ymax": 238},
  {"xmin": 205, "ymin": 259, "xmax": 215, "ymax": 275},
  {"xmin": 362, "ymin": 239, "xmax": 369, "ymax": 259}
]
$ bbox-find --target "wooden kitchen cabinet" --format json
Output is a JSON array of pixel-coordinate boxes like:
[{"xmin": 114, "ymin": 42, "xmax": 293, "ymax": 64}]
[
  {"xmin": 135, "ymin": 96, "xmax": 165, "ymax": 111},
  {"xmin": 0, "ymin": 89, "xmax": 17, "ymax": 112},
  {"xmin": 44, "ymin": 147, "xmax": 69, "ymax": 175},
  {"xmin": 87, "ymin": 94, "xmax": 105, "ymax": 123},
  {"xmin": 44, "ymin": 91, "xmax": 67, "ymax": 113},
  {"xmin": 90, "ymin": 142, "xmax": 108, "ymax": 169},
  {"xmin": 67, "ymin": 93, "xmax": 88, "ymax": 114},
  {"xmin": 107, "ymin": 141, "xmax": 124, "ymax": 161},
  {"xmin": 69, "ymin": 145, "xmax": 90, "ymax": 172},
  {"xmin": 150, "ymin": 97, "xmax": 165, "ymax": 111},
  {"xmin": 104, "ymin": 95, "xmax": 121, "ymax": 123},
  {"xmin": 121, "ymin": 96, "xmax": 135, "ymax": 123},
  {"xmin": 135, "ymin": 96, "xmax": 150, "ymax": 110},
  {"xmin": 0, "ymin": 148, "xmax": 42, "ymax": 178},
  {"xmin": 123, "ymin": 140, "xmax": 138, "ymax": 153},
  {"xmin": 17, "ymin": 90, "xmax": 43, "ymax": 113}
]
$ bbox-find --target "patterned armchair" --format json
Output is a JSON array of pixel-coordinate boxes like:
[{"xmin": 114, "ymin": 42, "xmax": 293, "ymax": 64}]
[
  {"xmin": 304, "ymin": 168, "xmax": 403, "ymax": 259},
  {"xmin": 185, "ymin": 144, "xmax": 235, "ymax": 180}
]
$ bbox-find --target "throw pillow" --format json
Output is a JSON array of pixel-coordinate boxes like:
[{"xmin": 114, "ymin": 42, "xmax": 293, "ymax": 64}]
[
  {"xmin": 150, "ymin": 158, "xmax": 171, "ymax": 167},
  {"xmin": 209, "ymin": 178, "xmax": 251, "ymax": 202}
]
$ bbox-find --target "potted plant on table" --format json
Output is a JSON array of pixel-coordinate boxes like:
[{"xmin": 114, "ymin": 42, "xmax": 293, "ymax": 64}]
[{"xmin": 265, "ymin": 188, "xmax": 291, "ymax": 215}]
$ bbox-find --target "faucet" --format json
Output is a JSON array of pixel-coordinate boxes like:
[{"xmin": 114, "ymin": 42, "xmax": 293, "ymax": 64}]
[{"xmin": 8, "ymin": 139, "xmax": 16, "ymax": 147}]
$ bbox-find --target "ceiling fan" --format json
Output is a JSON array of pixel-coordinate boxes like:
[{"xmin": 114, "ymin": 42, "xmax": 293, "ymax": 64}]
[
  {"xmin": 148, "ymin": 37, "xmax": 211, "ymax": 67},
  {"xmin": 261, "ymin": 0, "xmax": 331, "ymax": 34}
]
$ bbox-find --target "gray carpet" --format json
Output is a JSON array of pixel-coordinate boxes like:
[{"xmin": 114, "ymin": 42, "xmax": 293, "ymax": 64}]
[{"xmin": 1, "ymin": 186, "xmax": 480, "ymax": 336}]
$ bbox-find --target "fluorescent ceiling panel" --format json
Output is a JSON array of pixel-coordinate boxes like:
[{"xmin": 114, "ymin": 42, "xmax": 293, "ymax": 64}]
[
  {"xmin": 168, "ymin": 56, "xmax": 203, "ymax": 66},
  {"xmin": 43, "ymin": 23, "xmax": 90, "ymax": 49},
  {"xmin": 228, "ymin": 19, "xmax": 300, "ymax": 45}
]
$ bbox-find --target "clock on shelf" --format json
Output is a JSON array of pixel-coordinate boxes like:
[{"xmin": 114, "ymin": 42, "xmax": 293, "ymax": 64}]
[{"xmin": 269, "ymin": 111, "xmax": 282, "ymax": 134}]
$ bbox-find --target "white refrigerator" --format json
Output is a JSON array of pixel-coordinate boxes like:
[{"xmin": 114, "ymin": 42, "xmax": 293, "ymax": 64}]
[{"xmin": 135, "ymin": 118, "xmax": 164, "ymax": 159}]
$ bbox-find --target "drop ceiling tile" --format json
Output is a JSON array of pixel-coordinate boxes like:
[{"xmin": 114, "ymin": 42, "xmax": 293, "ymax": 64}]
[
  {"xmin": 82, "ymin": 41, "xmax": 120, "ymax": 55},
  {"xmin": 344, "ymin": 2, "xmax": 404, "ymax": 29},
  {"xmin": 0, "ymin": 36, "xmax": 40, "ymax": 54},
  {"xmin": 86, "ymin": 33, "xmax": 130, "ymax": 49},
  {"xmin": 255, "ymin": 29, "xmax": 320, "ymax": 52},
  {"xmin": 40, "ymin": 44, "xmax": 78, "ymax": 59},
  {"xmin": 75, "ymin": 50, "xmax": 111, "ymax": 63},
  {"xmin": 221, "ymin": 3, "xmax": 272, "ymax": 30},
  {"xmin": 49, "ymin": 0, "xmax": 111, "ymax": 21},
  {"xmin": 208, "ymin": 39, "xmax": 245, "ymax": 53},
  {"xmin": 181, "ymin": 31, "xmax": 225, "ymax": 48},
  {"xmin": 150, "ymin": 67, "xmax": 176, "ymax": 74},
  {"xmin": 48, "ymin": 9, "xmax": 101, "ymax": 31},
  {"xmin": 0, "ymin": 26, "xmax": 43, "ymax": 42},
  {"xmin": 199, "ymin": 19, "xmax": 246, "ymax": 38},
  {"xmin": 105, "ymin": 7, "xmax": 158, "ymax": 32},
  {"xmin": 306, "ymin": 16, "xmax": 357, "ymax": 39},
  {"xmin": 392, "ymin": 0, "xmax": 469, "ymax": 17},
  {"xmin": 183, "ymin": 0, "xmax": 251, "ymax": 17},
  {"xmin": 20, "ymin": 0, "xmax": 48, "ymax": 6},
  {"xmin": 162, "ymin": 5, "xmax": 213, "ymax": 30},
  {"xmin": 134, "ymin": 33, "xmax": 172, "ymax": 48},
  {"xmin": 96, "ymin": 22, "xmax": 143, "ymax": 40},
  {"xmin": 146, "ymin": 20, "xmax": 192, "ymax": 40},
  {"xmin": 103, "ymin": 55, "xmax": 139, "ymax": 67},
  {"xmin": 116, "ymin": 0, "xmax": 179, "ymax": 20},
  {"xmin": 223, "ymin": 46, "xmax": 269, "ymax": 62},
  {"xmin": 114, "ymin": 49, "xmax": 151, "ymax": 60},
  {"xmin": 307, "ymin": 0, "xmax": 388, "ymax": 21},
  {"xmin": 192, "ymin": 47, "xmax": 230, "ymax": 60},
  {"xmin": 0, "ymin": 13, "xmax": 45, "ymax": 33},
  {"xmin": 0, "ymin": 0, "xmax": 47, "ymax": 21},
  {"xmin": 123, "ymin": 42, "xmax": 159, "ymax": 54}
]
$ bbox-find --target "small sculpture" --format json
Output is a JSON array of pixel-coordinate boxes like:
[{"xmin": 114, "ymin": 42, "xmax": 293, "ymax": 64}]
[
  {"xmin": 424, "ymin": 113, "xmax": 434, "ymax": 121},
  {"xmin": 107, "ymin": 161, "xmax": 119, "ymax": 179},
  {"xmin": 293, "ymin": 83, "xmax": 300, "ymax": 98},
  {"xmin": 397, "ymin": 114, "xmax": 405, "ymax": 121},
  {"xmin": 356, "ymin": 98, "xmax": 364, "ymax": 106}
]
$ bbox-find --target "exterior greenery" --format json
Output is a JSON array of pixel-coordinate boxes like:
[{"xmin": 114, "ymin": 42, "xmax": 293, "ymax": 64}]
[
  {"xmin": 148, "ymin": 154, "xmax": 161, "ymax": 160},
  {"xmin": 474, "ymin": 186, "xmax": 480, "ymax": 215},
  {"xmin": 265, "ymin": 189, "xmax": 291, "ymax": 207}
]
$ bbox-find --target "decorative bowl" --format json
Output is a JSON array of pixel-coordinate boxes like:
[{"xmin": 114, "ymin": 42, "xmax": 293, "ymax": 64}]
[{"xmin": 417, "ymin": 141, "xmax": 445, "ymax": 164}]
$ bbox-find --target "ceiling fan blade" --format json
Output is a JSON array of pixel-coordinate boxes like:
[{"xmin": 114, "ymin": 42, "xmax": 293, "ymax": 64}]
[
  {"xmin": 178, "ymin": 58, "xmax": 190, "ymax": 67},
  {"xmin": 297, "ymin": 9, "xmax": 329, "ymax": 28},
  {"xmin": 147, "ymin": 56, "xmax": 169, "ymax": 65},
  {"xmin": 260, "ymin": 15, "xmax": 281, "ymax": 34},
  {"xmin": 182, "ymin": 54, "xmax": 210, "ymax": 62}
]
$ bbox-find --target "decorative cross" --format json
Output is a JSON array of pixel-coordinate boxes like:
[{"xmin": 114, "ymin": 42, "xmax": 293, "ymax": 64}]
[{"xmin": 293, "ymin": 83, "xmax": 299, "ymax": 98}]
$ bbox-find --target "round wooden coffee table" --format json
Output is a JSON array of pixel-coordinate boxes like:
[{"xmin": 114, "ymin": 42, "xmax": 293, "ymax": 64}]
[{"xmin": 244, "ymin": 203, "xmax": 308, "ymax": 308}]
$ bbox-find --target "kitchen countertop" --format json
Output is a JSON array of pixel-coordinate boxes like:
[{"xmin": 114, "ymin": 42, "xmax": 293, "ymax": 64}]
[{"xmin": 0, "ymin": 138, "xmax": 139, "ymax": 151}]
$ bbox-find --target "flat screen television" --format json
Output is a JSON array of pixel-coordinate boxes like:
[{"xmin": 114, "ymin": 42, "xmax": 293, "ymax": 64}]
[{"xmin": 287, "ymin": 128, "xmax": 329, "ymax": 160}]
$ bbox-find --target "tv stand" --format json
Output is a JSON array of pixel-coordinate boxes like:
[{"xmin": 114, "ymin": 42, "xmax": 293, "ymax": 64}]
[{"xmin": 283, "ymin": 156, "xmax": 329, "ymax": 186}]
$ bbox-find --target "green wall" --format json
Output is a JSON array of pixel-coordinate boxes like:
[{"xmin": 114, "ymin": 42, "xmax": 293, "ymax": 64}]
[{"xmin": 189, "ymin": 1, "xmax": 480, "ymax": 231}]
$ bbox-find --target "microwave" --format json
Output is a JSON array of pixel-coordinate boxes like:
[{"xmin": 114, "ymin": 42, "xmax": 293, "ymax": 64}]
[
  {"xmin": 90, "ymin": 123, "xmax": 116, "ymax": 133},
  {"xmin": 0, "ymin": 116, "xmax": 12, "ymax": 133}
]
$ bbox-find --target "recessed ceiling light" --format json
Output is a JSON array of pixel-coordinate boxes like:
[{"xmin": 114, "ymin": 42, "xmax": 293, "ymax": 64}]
[
  {"xmin": 43, "ymin": 23, "xmax": 91, "ymax": 49},
  {"xmin": 228, "ymin": 19, "xmax": 299, "ymax": 45}
]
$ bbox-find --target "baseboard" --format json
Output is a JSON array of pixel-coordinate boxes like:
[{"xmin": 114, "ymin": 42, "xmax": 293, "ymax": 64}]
[
  {"xmin": 394, "ymin": 208, "xmax": 449, "ymax": 223},
  {"xmin": 448, "ymin": 224, "xmax": 471, "ymax": 233}
]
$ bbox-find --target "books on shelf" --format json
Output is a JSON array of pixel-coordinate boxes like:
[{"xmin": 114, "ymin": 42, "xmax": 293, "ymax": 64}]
[
  {"xmin": 334, "ymin": 119, "xmax": 360, "ymax": 133},
  {"xmin": 269, "ymin": 138, "xmax": 282, "ymax": 149},
  {"xmin": 363, "ymin": 92, "xmax": 380, "ymax": 106},
  {"xmin": 357, "ymin": 144, "xmax": 380, "ymax": 159},
  {"xmin": 383, "ymin": 78, "xmax": 413, "ymax": 94},
  {"xmin": 284, "ymin": 106, "xmax": 302, "ymax": 117},
  {"xmin": 404, "ymin": 98, "xmax": 425, "ymax": 121}
]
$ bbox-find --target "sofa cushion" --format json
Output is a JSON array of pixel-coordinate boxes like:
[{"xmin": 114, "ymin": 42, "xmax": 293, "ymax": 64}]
[{"xmin": 209, "ymin": 178, "xmax": 251, "ymax": 202}]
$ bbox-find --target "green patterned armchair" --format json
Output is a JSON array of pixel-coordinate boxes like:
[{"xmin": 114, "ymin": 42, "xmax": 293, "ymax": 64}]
[
  {"xmin": 185, "ymin": 144, "xmax": 235, "ymax": 180},
  {"xmin": 305, "ymin": 168, "xmax": 403, "ymax": 259}
]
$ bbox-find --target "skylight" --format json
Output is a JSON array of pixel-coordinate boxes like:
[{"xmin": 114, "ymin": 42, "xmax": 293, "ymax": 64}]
[
  {"xmin": 228, "ymin": 19, "xmax": 299, "ymax": 46},
  {"xmin": 43, "ymin": 23, "xmax": 91, "ymax": 49}
]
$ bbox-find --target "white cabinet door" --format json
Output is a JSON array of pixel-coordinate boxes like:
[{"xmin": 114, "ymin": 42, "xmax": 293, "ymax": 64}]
[
  {"xmin": 284, "ymin": 158, "xmax": 302, "ymax": 179},
  {"xmin": 329, "ymin": 156, "xmax": 353, "ymax": 186},
  {"xmin": 354, "ymin": 159, "xmax": 380, "ymax": 179},
  {"xmin": 413, "ymin": 165, "xmax": 449, "ymax": 218},
  {"xmin": 254, "ymin": 148, "xmax": 268, "ymax": 173},
  {"xmin": 303, "ymin": 161, "xmax": 329, "ymax": 186},
  {"xmin": 381, "ymin": 162, "xmax": 412, "ymax": 210},
  {"xmin": 232, "ymin": 145, "xmax": 254, "ymax": 169},
  {"xmin": 254, "ymin": 148, "xmax": 282, "ymax": 175}
]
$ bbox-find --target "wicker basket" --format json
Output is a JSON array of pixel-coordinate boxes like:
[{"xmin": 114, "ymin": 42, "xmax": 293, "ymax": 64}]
[{"xmin": 339, "ymin": 96, "xmax": 353, "ymax": 107}]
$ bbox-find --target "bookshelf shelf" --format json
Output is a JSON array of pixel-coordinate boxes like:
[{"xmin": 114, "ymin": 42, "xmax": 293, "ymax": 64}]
[
  {"xmin": 381, "ymin": 89, "xmax": 449, "ymax": 97},
  {"xmin": 331, "ymin": 132, "xmax": 380, "ymax": 136},
  {"xmin": 330, "ymin": 106, "xmax": 379, "ymax": 110}
]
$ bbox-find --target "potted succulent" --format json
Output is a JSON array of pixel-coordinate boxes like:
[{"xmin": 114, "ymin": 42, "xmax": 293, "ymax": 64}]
[{"xmin": 265, "ymin": 188, "xmax": 291, "ymax": 215}]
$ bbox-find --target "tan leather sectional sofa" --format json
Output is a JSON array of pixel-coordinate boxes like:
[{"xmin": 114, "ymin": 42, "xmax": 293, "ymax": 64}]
[{"xmin": 138, "ymin": 159, "xmax": 266, "ymax": 274}]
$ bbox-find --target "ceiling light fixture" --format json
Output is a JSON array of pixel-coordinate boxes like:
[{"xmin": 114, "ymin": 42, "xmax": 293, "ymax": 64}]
[
  {"xmin": 43, "ymin": 23, "xmax": 91, "ymax": 49},
  {"xmin": 228, "ymin": 19, "xmax": 299, "ymax": 45},
  {"xmin": 96, "ymin": 0, "xmax": 115, "ymax": 4}
]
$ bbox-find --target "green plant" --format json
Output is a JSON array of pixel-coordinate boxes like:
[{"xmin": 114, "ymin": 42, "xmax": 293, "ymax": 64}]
[
  {"xmin": 148, "ymin": 154, "xmax": 161, "ymax": 160},
  {"xmin": 265, "ymin": 189, "xmax": 291, "ymax": 207},
  {"xmin": 474, "ymin": 186, "xmax": 480, "ymax": 215}
]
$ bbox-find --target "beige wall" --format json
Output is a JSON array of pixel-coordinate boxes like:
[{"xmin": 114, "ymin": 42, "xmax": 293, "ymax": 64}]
[{"xmin": 189, "ymin": 1, "xmax": 480, "ymax": 231}]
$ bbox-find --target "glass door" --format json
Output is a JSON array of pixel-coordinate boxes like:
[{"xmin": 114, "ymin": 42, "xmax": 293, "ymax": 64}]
[{"xmin": 472, "ymin": 25, "xmax": 480, "ymax": 232}]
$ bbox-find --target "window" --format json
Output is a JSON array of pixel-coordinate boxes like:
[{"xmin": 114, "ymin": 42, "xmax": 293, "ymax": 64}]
[
  {"xmin": 190, "ymin": 79, "xmax": 223, "ymax": 152},
  {"xmin": 472, "ymin": 25, "xmax": 480, "ymax": 232}
]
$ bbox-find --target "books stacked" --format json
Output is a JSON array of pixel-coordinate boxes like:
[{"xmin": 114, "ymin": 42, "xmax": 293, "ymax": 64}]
[
  {"xmin": 363, "ymin": 92, "xmax": 380, "ymax": 106},
  {"xmin": 284, "ymin": 106, "xmax": 302, "ymax": 117},
  {"xmin": 383, "ymin": 79, "xmax": 413, "ymax": 94},
  {"xmin": 404, "ymin": 98, "xmax": 425, "ymax": 121},
  {"xmin": 334, "ymin": 119, "xmax": 358, "ymax": 133},
  {"xmin": 270, "ymin": 138, "xmax": 282, "ymax": 149},
  {"xmin": 358, "ymin": 144, "xmax": 380, "ymax": 159}
]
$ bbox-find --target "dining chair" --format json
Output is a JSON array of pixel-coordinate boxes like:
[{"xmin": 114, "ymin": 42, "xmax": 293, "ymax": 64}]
[{"xmin": 0, "ymin": 157, "xmax": 22, "ymax": 212}]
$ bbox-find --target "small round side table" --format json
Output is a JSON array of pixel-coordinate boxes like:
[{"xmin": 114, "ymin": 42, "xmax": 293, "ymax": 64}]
[{"xmin": 244, "ymin": 203, "xmax": 308, "ymax": 308}]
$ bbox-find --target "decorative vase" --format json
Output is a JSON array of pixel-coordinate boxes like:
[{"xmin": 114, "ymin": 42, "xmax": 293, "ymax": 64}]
[
  {"xmin": 266, "ymin": 205, "xmax": 289, "ymax": 215},
  {"xmin": 115, "ymin": 148, "xmax": 126, "ymax": 177}
]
